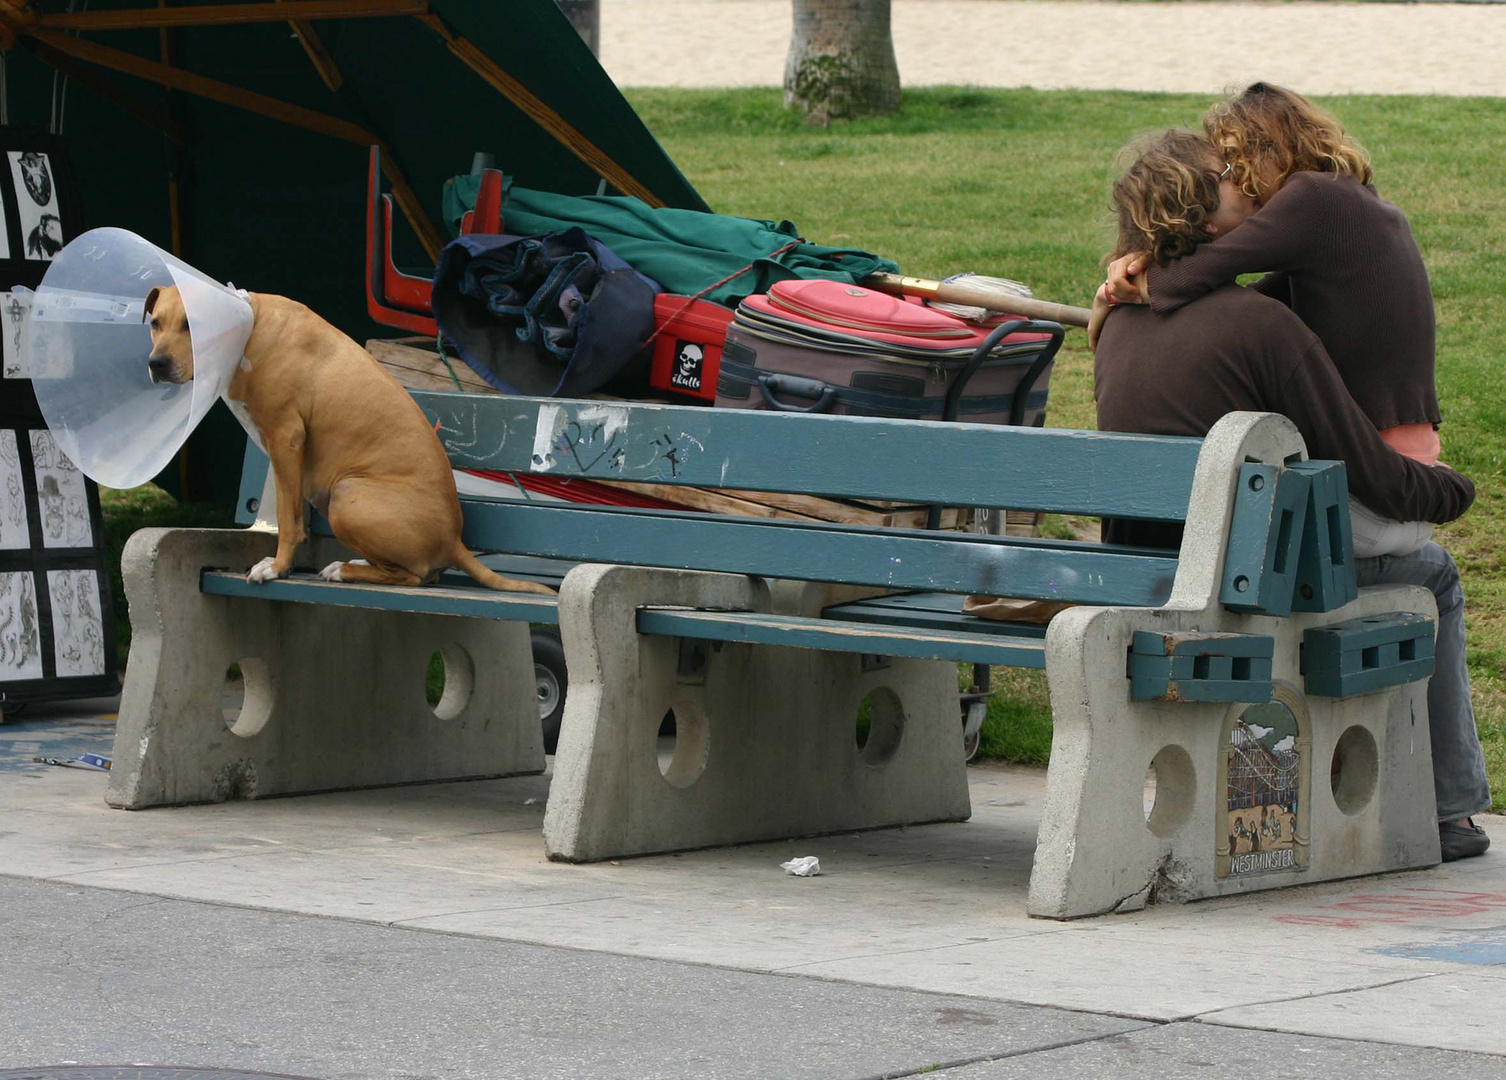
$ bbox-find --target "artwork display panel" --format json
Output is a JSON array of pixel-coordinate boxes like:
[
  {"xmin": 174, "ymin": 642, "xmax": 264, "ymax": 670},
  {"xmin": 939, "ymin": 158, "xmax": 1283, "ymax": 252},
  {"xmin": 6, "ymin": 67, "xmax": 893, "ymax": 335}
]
[{"xmin": 0, "ymin": 131, "xmax": 116, "ymax": 707}]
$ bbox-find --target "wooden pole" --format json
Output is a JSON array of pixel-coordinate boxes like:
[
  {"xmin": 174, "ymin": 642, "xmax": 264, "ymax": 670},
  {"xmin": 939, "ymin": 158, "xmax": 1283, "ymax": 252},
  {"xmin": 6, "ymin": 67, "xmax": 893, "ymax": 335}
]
[
  {"xmin": 416, "ymin": 11, "xmax": 665, "ymax": 208},
  {"xmin": 279, "ymin": 0, "xmax": 343, "ymax": 92},
  {"xmin": 159, "ymin": 0, "xmax": 186, "ymax": 258},
  {"xmin": 0, "ymin": 0, "xmax": 38, "ymax": 49},
  {"xmin": 864, "ymin": 273, "xmax": 1091, "ymax": 329},
  {"xmin": 37, "ymin": 0, "xmax": 426, "ymax": 32}
]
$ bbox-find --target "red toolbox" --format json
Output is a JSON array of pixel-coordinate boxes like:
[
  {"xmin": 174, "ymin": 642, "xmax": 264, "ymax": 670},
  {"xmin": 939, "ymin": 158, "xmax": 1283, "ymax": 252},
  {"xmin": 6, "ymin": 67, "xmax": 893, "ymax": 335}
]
[{"xmin": 647, "ymin": 294, "xmax": 736, "ymax": 403}]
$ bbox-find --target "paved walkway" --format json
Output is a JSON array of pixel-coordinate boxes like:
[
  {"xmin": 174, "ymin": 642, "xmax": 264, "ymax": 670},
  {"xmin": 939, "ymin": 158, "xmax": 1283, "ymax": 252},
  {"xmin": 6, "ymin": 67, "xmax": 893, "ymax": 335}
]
[
  {"xmin": 5, "ymin": 701, "xmax": 1506, "ymax": 1077},
  {"xmin": 598, "ymin": 0, "xmax": 1506, "ymax": 96}
]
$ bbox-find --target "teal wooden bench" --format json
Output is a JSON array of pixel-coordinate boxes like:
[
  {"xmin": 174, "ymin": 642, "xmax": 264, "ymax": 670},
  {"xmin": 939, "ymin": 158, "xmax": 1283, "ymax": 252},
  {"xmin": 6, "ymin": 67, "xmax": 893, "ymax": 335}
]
[{"xmin": 108, "ymin": 393, "xmax": 1445, "ymax": 918}]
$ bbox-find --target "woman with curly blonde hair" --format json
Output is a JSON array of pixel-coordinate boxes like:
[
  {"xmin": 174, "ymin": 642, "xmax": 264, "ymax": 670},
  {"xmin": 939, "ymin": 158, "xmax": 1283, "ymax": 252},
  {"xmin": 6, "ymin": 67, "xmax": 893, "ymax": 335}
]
[
  {"xmin": 1206, "ymin": 81, "xmax": 1372, "ymax": 206},
  {"xmin": 1100, "ymin": 82, "xmax": 1443, "ymax": 559}
]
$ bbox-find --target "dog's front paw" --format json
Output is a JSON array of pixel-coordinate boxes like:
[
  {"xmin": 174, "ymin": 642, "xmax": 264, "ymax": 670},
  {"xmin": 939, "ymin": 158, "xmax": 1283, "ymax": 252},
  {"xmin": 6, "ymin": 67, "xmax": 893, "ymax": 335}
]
[
  {"xmin": 246, "ymin": 556, "xmax": 286, "ymax": 584},
  {"xmin": 318, "ymin": 560, "xmax": 345, "ymax": 582}
]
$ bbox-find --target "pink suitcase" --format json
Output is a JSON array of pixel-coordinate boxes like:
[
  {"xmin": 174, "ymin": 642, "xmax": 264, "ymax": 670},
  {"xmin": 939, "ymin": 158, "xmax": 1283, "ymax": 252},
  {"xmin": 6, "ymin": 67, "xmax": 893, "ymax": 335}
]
[{"xmin": 713, "ymin": 279, "xmax": 1062, "ymax": 425}]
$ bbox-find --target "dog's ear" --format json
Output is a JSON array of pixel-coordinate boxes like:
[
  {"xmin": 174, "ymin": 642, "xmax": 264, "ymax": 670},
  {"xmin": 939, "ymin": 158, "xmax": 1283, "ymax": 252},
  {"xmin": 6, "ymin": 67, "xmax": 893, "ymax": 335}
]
[{"xmin": 142, "ymin": 287, "xmax": 161, "ymax": 323}]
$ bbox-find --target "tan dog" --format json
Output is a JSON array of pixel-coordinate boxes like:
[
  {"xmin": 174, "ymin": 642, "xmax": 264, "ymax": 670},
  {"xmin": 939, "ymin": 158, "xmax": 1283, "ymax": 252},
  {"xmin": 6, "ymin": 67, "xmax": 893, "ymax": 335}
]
[{"xmin": 144, "ymin": 286, "xmax": 555, "ymax": 595}]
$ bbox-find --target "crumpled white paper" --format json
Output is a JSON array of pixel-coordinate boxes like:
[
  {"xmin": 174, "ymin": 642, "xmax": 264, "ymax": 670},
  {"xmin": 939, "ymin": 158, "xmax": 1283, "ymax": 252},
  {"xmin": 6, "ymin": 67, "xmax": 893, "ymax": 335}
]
[{"xmin": 780, "ymin": 856, "xmax": 821, "ymax": 877}]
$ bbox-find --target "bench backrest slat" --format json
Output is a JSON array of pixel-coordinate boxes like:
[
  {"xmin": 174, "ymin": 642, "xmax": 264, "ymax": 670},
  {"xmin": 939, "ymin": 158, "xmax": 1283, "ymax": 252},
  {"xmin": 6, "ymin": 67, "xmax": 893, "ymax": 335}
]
[
  {"xmin": 414, "ymin": 391, "xmax": 1202, "ymax": 522},
  {"xmin": 460, "ymin": 499, "xmax": 1179, "ymax": 607}
]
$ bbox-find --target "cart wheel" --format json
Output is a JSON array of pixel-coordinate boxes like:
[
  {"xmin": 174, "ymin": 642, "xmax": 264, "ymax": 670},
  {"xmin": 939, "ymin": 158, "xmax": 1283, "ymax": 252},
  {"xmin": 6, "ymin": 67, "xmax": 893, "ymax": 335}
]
[
  {"xmin": 531, "ymin": 629, "xmax": 568, "ymax": 754},
  {"xmin": 963, "ymin": 727, "xmax": 982, "ymax": 763}
]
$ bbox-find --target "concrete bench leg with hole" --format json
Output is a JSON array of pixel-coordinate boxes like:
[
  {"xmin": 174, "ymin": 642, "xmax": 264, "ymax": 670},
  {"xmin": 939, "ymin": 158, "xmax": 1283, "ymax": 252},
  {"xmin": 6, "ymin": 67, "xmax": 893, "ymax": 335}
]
[
  {"xmin": 1029, "ymin": 414, "xmax": 1440, "ymax": 919},
  {"xmin": 107, "ymin": 528, "xmax": 543, "ymax": 810},
  {"xmin": 541, "ymin": 563, "xmax": 970, "ymax": 862}
]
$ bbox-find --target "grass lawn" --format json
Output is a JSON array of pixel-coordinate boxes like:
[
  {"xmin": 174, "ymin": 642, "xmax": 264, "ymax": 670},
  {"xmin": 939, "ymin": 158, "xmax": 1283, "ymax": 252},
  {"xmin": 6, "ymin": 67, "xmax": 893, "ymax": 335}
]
[{"xmin": 623, "ymin": 86, "xmax": 1506, "ymax": 795}]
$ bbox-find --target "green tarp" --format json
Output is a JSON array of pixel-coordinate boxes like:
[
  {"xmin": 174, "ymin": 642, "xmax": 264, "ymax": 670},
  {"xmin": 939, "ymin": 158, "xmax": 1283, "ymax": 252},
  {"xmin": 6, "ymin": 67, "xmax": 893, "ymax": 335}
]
[{"xmin": 446, "ymin": 177, "xmax": 900, "ymax": 307}]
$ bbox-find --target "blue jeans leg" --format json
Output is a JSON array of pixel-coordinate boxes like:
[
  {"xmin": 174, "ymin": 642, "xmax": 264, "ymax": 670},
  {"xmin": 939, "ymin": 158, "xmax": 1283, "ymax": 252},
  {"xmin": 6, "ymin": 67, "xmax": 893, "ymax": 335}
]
[{"xmin": 1354, "ymin": 542, "xmax": 1491, "ymax": 822}]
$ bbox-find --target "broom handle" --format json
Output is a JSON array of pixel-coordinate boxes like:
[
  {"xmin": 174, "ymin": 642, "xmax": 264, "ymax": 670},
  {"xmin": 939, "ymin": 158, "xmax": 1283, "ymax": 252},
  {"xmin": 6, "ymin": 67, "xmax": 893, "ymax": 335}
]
[{"xmin": 864, "ymin": 272, "xmax": 1091, "ymax": 329}]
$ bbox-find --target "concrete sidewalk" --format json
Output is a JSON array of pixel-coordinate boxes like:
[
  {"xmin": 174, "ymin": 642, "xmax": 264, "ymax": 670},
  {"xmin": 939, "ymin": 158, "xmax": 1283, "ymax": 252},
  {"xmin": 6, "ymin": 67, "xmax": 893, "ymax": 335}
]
[{"xmin": 4, "ymin": 701, "xmax": 1506, "ymax": 1077}]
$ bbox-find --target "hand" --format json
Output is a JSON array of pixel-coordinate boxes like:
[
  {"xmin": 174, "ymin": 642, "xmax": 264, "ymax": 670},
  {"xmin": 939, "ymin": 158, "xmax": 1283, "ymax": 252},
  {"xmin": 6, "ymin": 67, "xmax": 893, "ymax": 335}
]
[
  {"xmin": 1087, "ymin": 284, "xmax": 1114, "ymax": 351},
  {"xmin": 1105, "ymin": 252, "xmax": 1151, "ymax": 305}
]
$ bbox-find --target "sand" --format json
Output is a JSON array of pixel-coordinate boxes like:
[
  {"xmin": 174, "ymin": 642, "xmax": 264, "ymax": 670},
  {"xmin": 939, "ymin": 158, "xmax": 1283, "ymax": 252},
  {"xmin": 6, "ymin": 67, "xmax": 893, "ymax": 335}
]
[{"xmin": 597, "ymin": 0, "xmax": 1506, "ymax": 96}]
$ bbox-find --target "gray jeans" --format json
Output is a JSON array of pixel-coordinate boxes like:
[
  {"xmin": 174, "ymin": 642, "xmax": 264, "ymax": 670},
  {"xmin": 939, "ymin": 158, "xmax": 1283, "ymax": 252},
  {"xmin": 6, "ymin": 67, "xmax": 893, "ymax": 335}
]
[{"xmin": 1355, "ymin": 542, "xmax": 1491, "ymax": 822}]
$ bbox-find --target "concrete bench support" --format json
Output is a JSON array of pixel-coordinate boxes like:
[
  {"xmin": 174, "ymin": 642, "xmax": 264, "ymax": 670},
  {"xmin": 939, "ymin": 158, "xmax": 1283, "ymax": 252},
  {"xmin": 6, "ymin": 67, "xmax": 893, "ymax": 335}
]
[
  {"xmin": 1029, "ymin": 414, "xmax": 1439, "ymax": 919},
  {"xmin": 107, "ymin": 528, "xmax": 542, "ymax": 810},
  {"xmin": 542, "ymin": 563, "xmax": 970, "ymax": 861}
]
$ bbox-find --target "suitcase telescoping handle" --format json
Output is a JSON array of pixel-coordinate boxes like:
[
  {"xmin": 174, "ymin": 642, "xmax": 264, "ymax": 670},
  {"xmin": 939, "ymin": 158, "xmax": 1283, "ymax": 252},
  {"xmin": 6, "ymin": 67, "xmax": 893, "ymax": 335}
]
[
  {"xmin": 928, "ymin": 318, "xmax": 1065, "ymax": 531},
  {"xmin": 757, "ymin": 372, "xmax": 838, "ymax": 413},
  {"xmin": 943, "ymin": 319, "xmax": 1065, "ymax": 427}
]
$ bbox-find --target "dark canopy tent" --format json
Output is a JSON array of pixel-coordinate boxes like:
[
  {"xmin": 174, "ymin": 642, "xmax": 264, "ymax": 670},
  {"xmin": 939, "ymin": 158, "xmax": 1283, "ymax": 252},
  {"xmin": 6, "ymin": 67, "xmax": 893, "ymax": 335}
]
[{"xmin": 0, "ymin": 0, "xmax": 707, "ymax": 498}]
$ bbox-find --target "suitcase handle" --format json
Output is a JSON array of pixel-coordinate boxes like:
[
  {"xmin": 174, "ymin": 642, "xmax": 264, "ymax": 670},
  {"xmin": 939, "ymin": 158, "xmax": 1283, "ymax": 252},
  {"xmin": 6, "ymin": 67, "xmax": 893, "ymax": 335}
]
[
  {"xmin": 757, "ymin": 373, "xmax": 836, "ymax": 413},
  {"xmin": 927, "ymin": 318, "xmax": 1065, "ymax": 530}
]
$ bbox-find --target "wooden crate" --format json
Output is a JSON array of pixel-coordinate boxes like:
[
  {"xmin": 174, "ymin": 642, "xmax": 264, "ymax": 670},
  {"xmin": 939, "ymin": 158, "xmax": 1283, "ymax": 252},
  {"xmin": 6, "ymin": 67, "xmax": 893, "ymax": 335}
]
[
  {"xmin": 367, "ymin": 336, "xmax": 495, "ymax": 394},
  {"xmin": 595, "ymin": 480, "xmax": 977, "ymax": 530}
]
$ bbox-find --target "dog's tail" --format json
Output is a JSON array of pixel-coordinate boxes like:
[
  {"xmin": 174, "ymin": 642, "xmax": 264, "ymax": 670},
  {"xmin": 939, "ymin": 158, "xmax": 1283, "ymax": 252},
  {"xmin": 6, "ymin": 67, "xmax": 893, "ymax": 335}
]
[{"xmin": 450, "ymin": 545, "xmax": 557, "ymax": 596}]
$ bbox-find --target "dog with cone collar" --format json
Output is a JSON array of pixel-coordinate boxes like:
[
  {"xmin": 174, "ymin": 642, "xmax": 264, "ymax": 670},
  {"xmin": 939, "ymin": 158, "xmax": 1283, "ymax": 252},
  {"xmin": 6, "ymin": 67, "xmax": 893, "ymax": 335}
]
[{"xmin": 143, "ymin": 285, "xmax": 555, "ymax": 595}]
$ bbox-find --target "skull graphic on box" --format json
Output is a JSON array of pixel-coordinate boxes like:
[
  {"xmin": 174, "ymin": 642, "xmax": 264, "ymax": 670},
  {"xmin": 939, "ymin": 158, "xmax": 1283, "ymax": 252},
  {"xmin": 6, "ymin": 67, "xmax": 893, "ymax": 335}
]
[{"xmin": 672, "ymin": 341, "xmax": 704, "ymax": 391}]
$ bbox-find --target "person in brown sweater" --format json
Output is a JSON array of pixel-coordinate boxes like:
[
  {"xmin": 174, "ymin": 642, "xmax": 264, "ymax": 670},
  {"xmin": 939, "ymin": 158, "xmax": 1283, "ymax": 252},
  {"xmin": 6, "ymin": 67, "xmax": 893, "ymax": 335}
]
[
  {"xmin": 1094, "ymin": 129, "xmax": 1491, "ymax": 860},
  {"xmin": 1097, "ymin": 84, "xmax": 1443, "ymax": 558}
]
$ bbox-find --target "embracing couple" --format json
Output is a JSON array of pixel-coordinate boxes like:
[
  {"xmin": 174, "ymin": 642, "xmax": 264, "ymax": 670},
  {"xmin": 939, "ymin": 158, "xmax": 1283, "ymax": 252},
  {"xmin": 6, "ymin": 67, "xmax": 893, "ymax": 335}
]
[{"xmin": 1090, "ymin": 83, "xmax": 1490, "ymax": 861}]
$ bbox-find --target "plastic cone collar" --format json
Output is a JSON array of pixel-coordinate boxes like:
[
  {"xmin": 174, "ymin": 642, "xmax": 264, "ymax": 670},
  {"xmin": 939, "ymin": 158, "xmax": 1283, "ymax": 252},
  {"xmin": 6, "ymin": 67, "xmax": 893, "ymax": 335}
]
[{"xmin": 26, "ymin": 227, "xmax": 254, "ymax": 490}]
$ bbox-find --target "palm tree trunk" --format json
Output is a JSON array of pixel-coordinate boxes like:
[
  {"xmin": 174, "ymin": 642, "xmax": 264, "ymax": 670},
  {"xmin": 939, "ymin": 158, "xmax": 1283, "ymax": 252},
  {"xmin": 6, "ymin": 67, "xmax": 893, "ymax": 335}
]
[
  {"xmin": 784, "ymin": 0, "xmax": 900, "ymax": 125},
  {"xmin": 559, "ymin": 0, "xmax": 601, "ymax": 56}
]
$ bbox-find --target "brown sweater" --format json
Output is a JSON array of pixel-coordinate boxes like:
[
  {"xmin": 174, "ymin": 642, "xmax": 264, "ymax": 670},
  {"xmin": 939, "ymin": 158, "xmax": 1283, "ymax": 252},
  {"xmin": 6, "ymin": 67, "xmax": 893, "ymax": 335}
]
[
  {"xmin": 1095, "ymin": 286, "xmax": 1473, "ymax": 549},
  {"xmin": 1147, "ymin": 172, "xmax": 1439, "ymax": 430}
]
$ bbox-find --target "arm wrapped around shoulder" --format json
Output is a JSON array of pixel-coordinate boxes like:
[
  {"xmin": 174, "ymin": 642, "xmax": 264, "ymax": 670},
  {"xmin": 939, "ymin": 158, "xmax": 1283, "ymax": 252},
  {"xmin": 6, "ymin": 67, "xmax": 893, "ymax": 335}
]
[
  {"xmin": 1422, "ymin": 462, "xmax": 1476, "ymax": 523},
  {"xmin": 1278, "ymin": 342, "xmax": 1474, "ymax": 526}
]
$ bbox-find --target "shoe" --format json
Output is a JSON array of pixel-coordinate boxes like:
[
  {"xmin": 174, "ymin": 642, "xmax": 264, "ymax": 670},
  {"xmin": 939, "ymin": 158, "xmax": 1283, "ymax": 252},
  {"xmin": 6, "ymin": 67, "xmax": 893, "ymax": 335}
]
[{"xmin": 1440, "ymin": 820, "xmax": 1491, "ymax": 862}]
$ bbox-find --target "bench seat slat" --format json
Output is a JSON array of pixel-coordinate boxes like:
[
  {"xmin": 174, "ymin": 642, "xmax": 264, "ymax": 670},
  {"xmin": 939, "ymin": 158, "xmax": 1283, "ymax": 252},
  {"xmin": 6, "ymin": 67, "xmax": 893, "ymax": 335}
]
[
  {"xmin": 415, "ymin": 391, "xmax": 1202, "ymax": 521},
  {"xmin": 448, "ymin": 553, "xmax": 577, "ymax": 585},
  {"xmin": 461, "ymin": 499, "xmax": 1178, "ymax": 608},
  {"xmin": 201, "ymin": 570, "xmax": 560, "ymax": 623},
  {"xmin": 636, "ymin": 608, "xmax": 1049, "ymax": 668}
]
